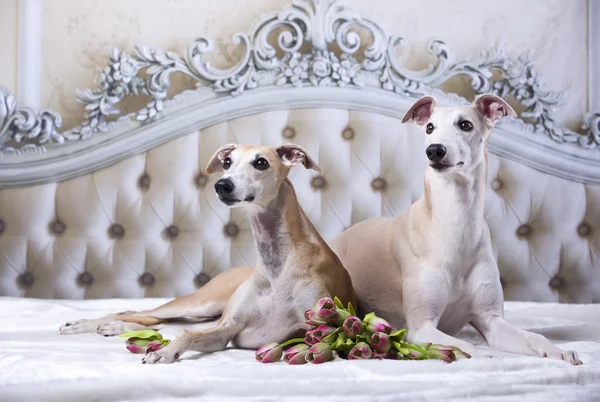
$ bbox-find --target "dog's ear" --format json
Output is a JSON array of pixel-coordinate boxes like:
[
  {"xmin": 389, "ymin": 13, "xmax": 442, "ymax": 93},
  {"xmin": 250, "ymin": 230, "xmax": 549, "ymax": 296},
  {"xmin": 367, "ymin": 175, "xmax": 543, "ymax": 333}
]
[
  {"xmin": 275, "ymin": 144, "xmax": 321, "ymax": 172},
  {"xmin": 206, "ymin": 143, "xmax": 237, "ymax": 173},
  {"xmin": 401, "ymin": 96, "xmax": 437, "ymax": 125},
  {"xmin": 474, "ymin": 94, "xmax": 517, "ymax": 124}
]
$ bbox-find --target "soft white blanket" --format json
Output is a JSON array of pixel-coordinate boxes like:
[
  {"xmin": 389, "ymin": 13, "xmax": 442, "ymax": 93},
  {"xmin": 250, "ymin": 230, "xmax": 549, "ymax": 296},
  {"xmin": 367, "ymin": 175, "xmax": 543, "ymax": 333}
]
[{"xmin": 1, "ymin": 297, "xmax": 599, "ymax": 402}]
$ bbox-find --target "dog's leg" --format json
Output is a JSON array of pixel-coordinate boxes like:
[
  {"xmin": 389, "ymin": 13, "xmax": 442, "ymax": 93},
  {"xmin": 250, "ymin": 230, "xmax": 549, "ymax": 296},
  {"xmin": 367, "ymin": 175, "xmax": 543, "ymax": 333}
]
[
  {"xmin": 403, "ymin": 272, "xmax": 487, "ymax": 358},
  {"xmin": 472, "ymin": 314, "xmax": 582, "ymax": 365},
  {"xmin": 60, "ymin": 266, "xmax": 252, "ymax": 336},
  {"xmin": 143, "ymin": 279, "xmax": 255, "ymax": 364},
  {"xmin": 469, "ymin": 258, "xmax": 582, "ymax": 365}
]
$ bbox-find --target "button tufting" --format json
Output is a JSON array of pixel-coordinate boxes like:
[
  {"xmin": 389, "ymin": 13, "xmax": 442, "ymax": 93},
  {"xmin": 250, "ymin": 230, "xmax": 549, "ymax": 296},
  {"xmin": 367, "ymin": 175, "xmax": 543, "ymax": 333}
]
[
  {"xmin": 491, "ymin": 179, "xmax": 503, "ymax": 191},
  {"xmin": 224, "ymin": 222, "xmax": 239, "ymax": 238},
  {"xmin": 77, "ymin": 271, "xmax": 94, "ymax": 287},
  {"xmin": 371, "ymin": 177, "xmax": 387, "ymax": 192},
  {"xmin": 50, "ymin": 220, "xmax": 66, "ymax": 235},
  {"xmin": 165, "ymin": 225, "xmax": 179, "ymax": 239},
  {"xmin": 516, "ymin": 224, "xmax": 532, "ymax": 238},
  {"xmin": 18, "ymin": 271, "xmax": 34, "ymax": 287},
  {"xmin": 140, "ymin": 272, "xmax": 155, "ymax": 286},
  {"xmin": 311, "ymin": 175, "xmax": 327, "ymax": 190},
  {"xmin": 0, "ymin": 219, "xmax": 4, "ymax": 234},
  {"xmin": 109, "ymin": 223, "xmax": 125, "ymax": 239},
  {"xmin": 577, "ymin": 222, "xmax": 592, "ymax": 237},
  {"xmin": 549, "ymin": 276, "xmax": 565, "ymax": 290},
  {"xmin": 342, "ymin": 127, "xmax": 355, "ymax": 140},
  {"xmin": 138, "ymin": 173, "xmax": 151, "ymax": 190},
  {"xmin": 194, "ymin": 272, "xmax": 211, "ymax": 288},
  {"xmin": 195, "ymin": 172, "xmax": 209, "ymax": 188},
  {"xmin": 282, "ymin": 126, "xmax": 296, "ymax": 139}
]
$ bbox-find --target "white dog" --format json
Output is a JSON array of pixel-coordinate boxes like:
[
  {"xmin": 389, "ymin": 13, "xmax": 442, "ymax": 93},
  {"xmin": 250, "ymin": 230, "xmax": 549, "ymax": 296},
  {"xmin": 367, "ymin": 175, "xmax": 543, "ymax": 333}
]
[{"xmin": 330, "ymin": 94, "xmax": 581, "ymax": 364}]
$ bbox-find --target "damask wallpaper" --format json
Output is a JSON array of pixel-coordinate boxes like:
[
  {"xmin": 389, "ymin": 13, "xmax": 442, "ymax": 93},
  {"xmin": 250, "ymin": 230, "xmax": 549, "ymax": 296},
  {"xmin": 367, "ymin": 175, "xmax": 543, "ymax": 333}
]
[{"xmin": 0, "ymin": 0, "xmax": 589, "ymax": 131}]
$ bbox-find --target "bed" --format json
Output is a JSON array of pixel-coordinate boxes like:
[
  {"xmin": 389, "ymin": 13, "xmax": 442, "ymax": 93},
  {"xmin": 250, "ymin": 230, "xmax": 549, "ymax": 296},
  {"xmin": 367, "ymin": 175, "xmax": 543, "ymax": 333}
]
[{"xmin": 1, "ymin": 0, "xmax": 599, "ymax": 400}]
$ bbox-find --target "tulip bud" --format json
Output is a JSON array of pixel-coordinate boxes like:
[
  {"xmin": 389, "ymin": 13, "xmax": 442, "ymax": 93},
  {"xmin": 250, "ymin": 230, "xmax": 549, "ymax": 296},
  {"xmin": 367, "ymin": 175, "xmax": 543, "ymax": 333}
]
[
  {"xmin": 407, "ymin": 349, "xmax": 426, "ymax": 360},
  {"xmin": 314, "ymin": 298, "xmax": 337, "ymax": 321},
  {"xmin": 348, "ymin": 342, "xmax": 373, "ymax": 360},
  {"xmin": 126, "ymin": 343, "xmax": 146, "ymax": 354},
  {"xmin": 304, "ymin": 331, "xmax": 316, "ymax": 346},
  {"xmin": 255, "ymin": 342, "xmax": 283, "ymax": 363},
  {"xmin": 426, "ymin": 345, "xmax": 456, "ymax": 363},
  {"xmin": 310, "ymin": 325, "xmax": 337, "ymax": 343},
  {"xmin": 330, "ymin": 309, "xmax": 351, "ymax": 327},
  {"xmin": 304, "ymin": 309, "xmax": 328, "ymax": 326},
  {"xmin": 363, "ymin": 313, "xmax": 393, "ymax": 335},
  {"xmin": 343, "ymin": 316, "xmax": 362, "ymax": 339},
  {"xmin": 305, "ymin": 342, "xmax": 333, "ymax": 364},
  {"xmin": 145, "ymin": 340, "xmax": 165, "ymax": 354},
  {"xmin": 450, "ymin": 346, "xmax": 471, "ymax": 359},
  {"xmin": 283, "ymin": 343, "xmax": 310, "ymax": 365},
  {"xmin": 371, "ymin": 332, "xmax": 391, "ymax": 353},
  {"xmin": 125, "ymin": 337, "xmax": 152, "ymax": 354}
]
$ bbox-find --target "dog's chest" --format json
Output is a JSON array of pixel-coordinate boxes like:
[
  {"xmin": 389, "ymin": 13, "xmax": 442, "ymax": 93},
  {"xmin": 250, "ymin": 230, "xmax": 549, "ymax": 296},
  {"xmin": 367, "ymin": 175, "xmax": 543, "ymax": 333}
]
[{"xmin": 234, "ymin": 286, "xmax": 306, "ymax": 349}]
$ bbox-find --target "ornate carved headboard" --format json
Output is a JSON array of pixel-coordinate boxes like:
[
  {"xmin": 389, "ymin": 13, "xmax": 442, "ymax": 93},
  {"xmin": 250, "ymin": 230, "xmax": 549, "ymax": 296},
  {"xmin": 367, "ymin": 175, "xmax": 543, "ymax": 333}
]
[{"xmin": 1, "ymin": 0, "xmax": 598, "ymax": 302}]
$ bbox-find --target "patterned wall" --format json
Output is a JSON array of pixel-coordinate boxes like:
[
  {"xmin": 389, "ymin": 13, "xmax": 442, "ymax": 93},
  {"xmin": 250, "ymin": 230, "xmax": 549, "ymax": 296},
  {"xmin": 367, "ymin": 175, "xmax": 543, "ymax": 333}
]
[{"xmin": 0, "ymin": 0, "xmax": 589, "ymax": 131}]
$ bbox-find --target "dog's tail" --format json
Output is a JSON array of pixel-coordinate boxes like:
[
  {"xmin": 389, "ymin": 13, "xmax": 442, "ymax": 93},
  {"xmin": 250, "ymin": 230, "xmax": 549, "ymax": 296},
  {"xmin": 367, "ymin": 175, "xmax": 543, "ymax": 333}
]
[{"xmin": 114, "ymin": 265, "xmax": 254, "ymax": 326}]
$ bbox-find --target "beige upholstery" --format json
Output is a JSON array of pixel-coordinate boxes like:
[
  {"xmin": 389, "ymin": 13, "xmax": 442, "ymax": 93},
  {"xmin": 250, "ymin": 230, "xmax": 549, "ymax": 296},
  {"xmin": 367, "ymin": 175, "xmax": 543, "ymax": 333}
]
[{"xmin": 0, "ymin": 109, "xmax": 598, "ymax": 302}]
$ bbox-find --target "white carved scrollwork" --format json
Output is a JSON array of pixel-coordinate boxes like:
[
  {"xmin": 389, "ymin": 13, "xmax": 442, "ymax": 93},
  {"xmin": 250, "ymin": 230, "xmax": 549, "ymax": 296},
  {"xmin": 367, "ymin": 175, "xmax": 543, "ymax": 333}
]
[{"xmin": 0, "ymin": 0, "xmax": 598, "ymax": 156}]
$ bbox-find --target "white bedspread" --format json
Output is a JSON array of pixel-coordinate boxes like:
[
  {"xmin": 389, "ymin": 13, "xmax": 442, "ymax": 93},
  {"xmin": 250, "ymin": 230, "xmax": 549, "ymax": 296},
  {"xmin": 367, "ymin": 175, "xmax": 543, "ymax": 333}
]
[{"xmin": 1, "ymin": 297, "xmax": 599, "ymax": 401}]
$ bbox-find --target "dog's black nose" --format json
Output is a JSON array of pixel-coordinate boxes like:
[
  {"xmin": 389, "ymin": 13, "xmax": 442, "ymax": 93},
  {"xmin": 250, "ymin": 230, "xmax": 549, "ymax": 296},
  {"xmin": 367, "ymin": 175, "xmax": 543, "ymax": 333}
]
[
  {"xmin": 214, "ymin": 178, "xmax": 234, "ymax": 196},
  {"xmin": 426, "ymin": 144, "xmax": 447, "ymax": 163}
]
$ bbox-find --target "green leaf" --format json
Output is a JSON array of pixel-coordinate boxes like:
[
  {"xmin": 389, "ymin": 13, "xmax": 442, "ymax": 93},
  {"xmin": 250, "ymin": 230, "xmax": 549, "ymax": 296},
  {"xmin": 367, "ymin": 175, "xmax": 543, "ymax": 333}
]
[
  {"xmin": 280, "ymin": 337, "xmax": 306, "ymax": 348},
  {"xmin": 119, "ymin": 329, "xmax": 163, "ymax": 340},
  {"xmin": 161, "ymin": 339, "xmax": 171, "ymax": 346},
  {"xmin": 389, "ymin": 329, "xmax": 406, "ymax": 342},
  {"xmin": 347, "ymin": 302, "xmax": 356, "ymax": 316},
  {"xmin": 322, "ymin": 327, "xmax": 343, "ymax": 344},
  {"xmin": 355, "ymin": 334, "xmax": 369, "ymax": 344},
  {"xmin": 333, "ymin": 296, "xmax": 344, "ymax": 309},
  {"xmin": 398, "ymin": 347, "xmax": 409, "ymax": 355}
]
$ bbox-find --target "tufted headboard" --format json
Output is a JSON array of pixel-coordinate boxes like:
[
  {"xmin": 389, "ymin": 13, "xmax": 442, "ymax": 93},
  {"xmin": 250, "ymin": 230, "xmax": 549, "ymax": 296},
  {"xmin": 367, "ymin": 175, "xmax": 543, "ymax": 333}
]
[{"xmin": 1, "ymin": 0, "xmax": 599, "ymax": 303}]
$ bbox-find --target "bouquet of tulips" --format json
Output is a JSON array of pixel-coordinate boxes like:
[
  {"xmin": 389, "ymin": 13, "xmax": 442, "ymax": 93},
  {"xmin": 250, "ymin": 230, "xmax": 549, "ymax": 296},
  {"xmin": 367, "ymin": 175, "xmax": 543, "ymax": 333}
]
[{"xmin": 256, "ymin": 297, "xmax": 471, "ymax": 364}]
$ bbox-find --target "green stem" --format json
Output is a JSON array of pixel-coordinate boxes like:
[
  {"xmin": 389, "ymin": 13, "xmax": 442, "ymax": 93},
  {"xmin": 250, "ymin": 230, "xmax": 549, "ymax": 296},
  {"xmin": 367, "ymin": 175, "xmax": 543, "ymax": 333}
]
[{"xmin": 280, "ymin": 337, "xmax": 306, "ymax": 348}]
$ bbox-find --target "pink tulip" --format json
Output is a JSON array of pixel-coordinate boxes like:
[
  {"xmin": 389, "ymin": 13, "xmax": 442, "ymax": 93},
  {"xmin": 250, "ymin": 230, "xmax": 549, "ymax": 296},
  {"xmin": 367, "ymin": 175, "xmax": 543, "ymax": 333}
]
[
  {"xmin": 305, "ymin": 342, "xmax": 333, "ymax": 364},
  {"xmin": 313, "ymin": 298, "xmax": 337, "ymax": 321},
  {"xmin": 284, "ymin": 343, "xmax": 310, "ymax": 365},
  {"xmin": 348, "ymin": 342, "xmax": 373, "ymax": 360},
  {"xmin": 371, "ymin": 332, "xmax": 391, "ymax": 353},
  {"xmin": 126, "ymin": 343, "xmax": 146, "ymax": 354},
  {"xmin": 304, "ymin": 309, "xmax": 327, "ymax": 326},
  {"xmin": 145, "ymin": 340, "xmax": 165, "ymax": 353},
  {"xmin": 309, "ymin": 325, "xmax": 337, "ymax": 343},
  {"xmin": 256, "ymin": 342, "xmax": 283, "ymax": 363},
  {"xmin": 363, "ymin": 313, "xmax": 393, "ymax": 335},
  {"xmin": 343, "ymin": 316, "xmax": 362, "ymax": 339}
]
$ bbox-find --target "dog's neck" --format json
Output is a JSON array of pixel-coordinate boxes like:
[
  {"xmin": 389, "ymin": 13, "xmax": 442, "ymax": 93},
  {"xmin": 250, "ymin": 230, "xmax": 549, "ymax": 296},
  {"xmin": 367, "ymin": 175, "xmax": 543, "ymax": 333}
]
[
  {"xmin": 416, "ymin": 153, "xmax": 487, "ymax": 248},
  {"xmin": 246, "ymin": 179, "xmax": 310, "ymax": 280}
]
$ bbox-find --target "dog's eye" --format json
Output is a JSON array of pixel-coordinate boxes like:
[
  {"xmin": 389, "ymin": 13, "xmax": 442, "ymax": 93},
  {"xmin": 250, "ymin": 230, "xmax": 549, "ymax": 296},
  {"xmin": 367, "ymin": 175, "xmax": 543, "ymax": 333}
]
[
  {"xmin": 253, "ymin": 157, "xmax": 270, "ymax": 171},
  {"xmin": 459, "ymin": 120, "xmax": 474, "ymax": 132},
  {"xmin": 426, "ymin": 123, "xmax": 434, "ymax": 134},
  {"xmin": 223, "ymin": 157, "xmax": 232, "ymax": 170}
]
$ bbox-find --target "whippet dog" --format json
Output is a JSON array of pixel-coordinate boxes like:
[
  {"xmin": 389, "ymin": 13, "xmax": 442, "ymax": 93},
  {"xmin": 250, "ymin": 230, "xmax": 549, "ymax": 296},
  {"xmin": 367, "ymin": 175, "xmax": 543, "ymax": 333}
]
[
  {"xmin": 61, "ymin": 144, "xmax": 356, "ymax": 364},
  {"xmin": 330, "ymin": 94, "xmax": 581, "ymax": 364}
]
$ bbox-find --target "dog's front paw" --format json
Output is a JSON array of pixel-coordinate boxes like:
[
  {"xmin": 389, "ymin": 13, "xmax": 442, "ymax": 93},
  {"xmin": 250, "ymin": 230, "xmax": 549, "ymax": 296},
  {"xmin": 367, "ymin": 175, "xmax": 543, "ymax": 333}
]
[
  {"xmin": 97, "ymin": 321, "xmax": 126, "ymax": 336},
  {"xmin": 142, "ymin": 346, "xmax": 181, "ymax": 364},
  {"xmin": 60, "ymin": 319, "xmax": 98, "ymax": 335},
  {"xmin": 541, "ymin": 348, "xmax": 582, "ymax": 365}
]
